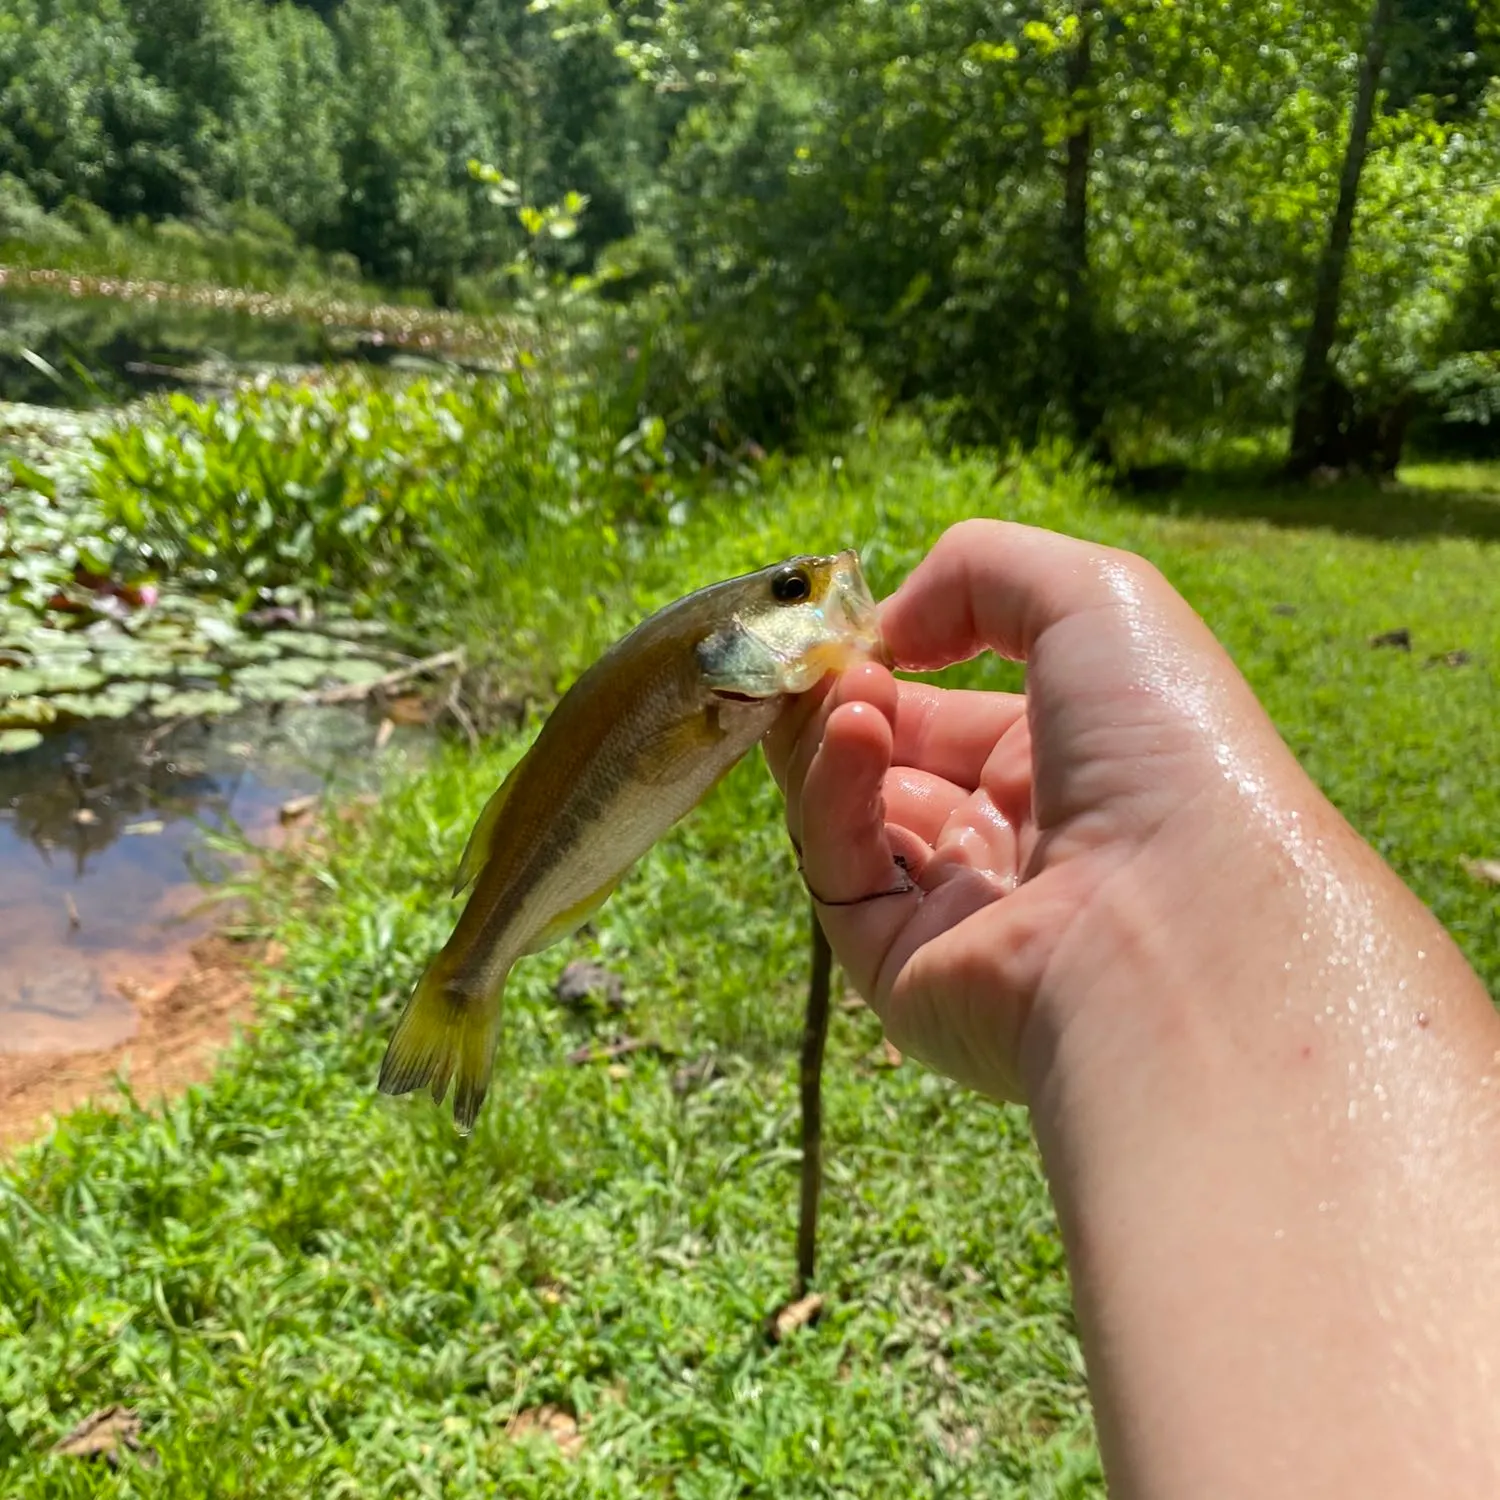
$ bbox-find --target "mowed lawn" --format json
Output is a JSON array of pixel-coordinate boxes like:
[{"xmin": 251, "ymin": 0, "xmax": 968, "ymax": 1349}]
[{"xmin": 2, "ymin": 438, "xmax": 1498, "ymax": 1497}]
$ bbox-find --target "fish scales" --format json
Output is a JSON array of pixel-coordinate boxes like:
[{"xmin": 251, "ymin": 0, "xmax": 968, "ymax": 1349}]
[{"xmin": 378, "ymin": 550, "xmax": 884, "ymax": 1132}]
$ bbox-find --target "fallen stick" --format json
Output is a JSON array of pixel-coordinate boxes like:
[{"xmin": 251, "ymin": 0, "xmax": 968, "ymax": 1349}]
[
  {"xmin": 304, "ymin": 647, "xmax": 464, "ymax": 706},
  {"xmin": 565, "ymin": 1036, "xmax": 673, "ymax": 1066}
]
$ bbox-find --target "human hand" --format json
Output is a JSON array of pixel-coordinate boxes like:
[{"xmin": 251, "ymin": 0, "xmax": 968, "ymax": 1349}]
[
  {"xmin": 769, "ymin": 520, "xmax": 1500, "ymax": 1495},
  {"xmin": 767, "ymin": 518, "xmax": 1358, "ymax": 1103}
]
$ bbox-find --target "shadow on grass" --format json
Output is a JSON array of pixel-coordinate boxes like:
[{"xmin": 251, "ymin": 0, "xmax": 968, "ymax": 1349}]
[{"xmin": 1113, "ymin": 462, "xmax": 1500, "ymax": 544}]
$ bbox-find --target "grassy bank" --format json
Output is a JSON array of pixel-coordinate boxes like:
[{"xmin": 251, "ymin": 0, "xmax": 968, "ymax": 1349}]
[{"xmin": 2, "ymin": 438, "xmax": 1498, "ymax": 1496}]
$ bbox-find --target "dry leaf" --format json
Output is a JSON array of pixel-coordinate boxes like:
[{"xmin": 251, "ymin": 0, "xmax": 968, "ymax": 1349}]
[
  {"xmin": 1368, "ymin": 628, "xmax": 1411, "ymax": 651},
  {"xmin": 385, "ymin": 693, "xmax": 432, "ymax": 726},
  {"xmin": 554, "ymin": 959, "xmax": 625, "ymax": 1011},
  {"xmin": 671, "ymin": 1054, "xmax": 724, "ymax": 1095},
  {"xmin": 278, "ymin": 794, "xmax": 317, "ymax": 824},
  {"xmin": 374, "ymin": 717, "xmax": 395, "ymax": 751},
  {"xmin": 1424, "ymin": 649, "xmax": 1473, "ymax": 669},
  {"xmin": 1462, "ymin": 857, "xmax": 1500, "ymax": 886},
  {"xmin": 52, "ymin": 1406, "xmax": 154, "ymax": 1468},
  {"xmin": 876, "ymin": 1038, "xmax": 903, "ymax": 1069},
  {"xmin": 768, "ymin": 1292, "xmax": 826, "ymax": 1343},
  {"xmin": 506, "ymin": 1405, "xmax": 584, "ymax": 1460}
]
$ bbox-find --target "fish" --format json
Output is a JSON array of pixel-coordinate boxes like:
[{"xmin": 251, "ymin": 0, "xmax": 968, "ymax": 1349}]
[{"xmin": 377, "ymin": 549, "xmax": 885, "ymax": 1133}]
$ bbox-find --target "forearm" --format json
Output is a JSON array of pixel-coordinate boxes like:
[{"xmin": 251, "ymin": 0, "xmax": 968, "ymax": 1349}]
[{"xmin": 1024, "ymin": 786, "xmax": 1500, "ymax": 1497}]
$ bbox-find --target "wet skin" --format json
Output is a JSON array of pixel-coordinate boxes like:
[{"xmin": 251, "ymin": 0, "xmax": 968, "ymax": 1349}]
[{"xmin": 767, "ymin": 520, "xmax": 1500, "ymax": 1499}]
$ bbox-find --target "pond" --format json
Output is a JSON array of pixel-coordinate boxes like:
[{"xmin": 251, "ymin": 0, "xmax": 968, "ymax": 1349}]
[
  {"xmin": 0, "ymin": 704, "xmax": 432, "ymax": 1061},
  {"xmin": 0, "ymin": 289, "xmax": 460, "ymax": 1132},
  {"xmin": 0, "ymin": 273, "xmax": 509, "ymax": 407}
]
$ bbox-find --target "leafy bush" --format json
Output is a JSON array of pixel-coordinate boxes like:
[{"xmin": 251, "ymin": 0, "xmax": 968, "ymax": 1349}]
[
  {"xmin": 90, "ymin": 376, "xmax": 502, "ymax": 605},
  {"xmin": 85, "ymin": 361, "xmax": 668, "ymax": 614}
]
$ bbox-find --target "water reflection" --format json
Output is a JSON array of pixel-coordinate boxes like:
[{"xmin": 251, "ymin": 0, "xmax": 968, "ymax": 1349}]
[
  {"xmin": 0, "ymin": 283, "xmax": 500, "ymax": 407},
  {"xmin": 0, "ymin": 705, "xmax": 426, "ymax": 1055}
]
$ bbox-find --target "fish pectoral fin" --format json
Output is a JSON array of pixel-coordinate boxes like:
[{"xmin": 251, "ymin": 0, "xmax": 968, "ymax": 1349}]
[
  {"xmin": 377, "ymin": 959, "xmax": 506, "ymax": 1135},
  {"xmin": 452, "ymin": 762, "xmax": 522, "ymax": 896},
  {"xmin": 521, "ymin": 876, "xmax": 621, "ymax": 955},
  {"xmin": 635, "ymin": 708, "xmax": 731, "ymax": 787}
]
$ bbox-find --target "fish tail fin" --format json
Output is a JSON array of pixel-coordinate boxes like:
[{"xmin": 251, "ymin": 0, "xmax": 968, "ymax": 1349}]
[{"xmin": 377, "ymin": 963, "xmax": 507, "ymax": 1135}]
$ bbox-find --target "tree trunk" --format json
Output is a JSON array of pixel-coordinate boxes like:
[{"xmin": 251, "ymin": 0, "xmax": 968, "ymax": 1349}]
[
  {"xmin": 1060, "ymin": 3, "xmax": 1106, "ymax": 457},
  {"xmin": 1286, "ymin": 0, "xmax": 1399, "ymax": 477}
]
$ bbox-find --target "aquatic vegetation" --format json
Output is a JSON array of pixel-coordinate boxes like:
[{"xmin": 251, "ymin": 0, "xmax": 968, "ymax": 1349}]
[
  {"xmin": 0, "ymin": 404, "xmax": 405, "ymax": 739},
  {"xmin": 87, "ymin": 374, "xmax": 552, "ymax": 602}
]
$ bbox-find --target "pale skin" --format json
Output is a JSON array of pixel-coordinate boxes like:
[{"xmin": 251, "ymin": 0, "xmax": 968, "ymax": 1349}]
[{"xmin": 764, "ymin": 520, "xmax": 1500, "ymax": 1498}]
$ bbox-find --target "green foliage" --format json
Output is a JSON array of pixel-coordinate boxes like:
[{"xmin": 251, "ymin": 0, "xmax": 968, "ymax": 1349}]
[
  {"xmin": 79, "ymin": 355, "xmax": 683, "ymax": 627},
  {"xmin": 0, "ymin": 0, "xmax": 647, "ymax": 295},
  {"xmin": 327, "ymin": 0, "xmax": 497, "ymax": 295},
  {"xmin": 579, "ymin": 0, "xmax": 1499, "ymax": 460},
  {"xmin": 0, "ymin": 403, "xmax": 425, "ymax": 735},
  {"xmin": 3, "ymin": 433, "xmax": 1499, "ymax": 1490},
  {"xmin": 90, "ymin": 376, "xmax": 508, "ymax": 603},
  {"xmin": 0, "ymin": 187, "xmax": 367, "ymax": 297},
  {"xmin": 3, "ymin": 0, "xmax": 1499, "ymax": 469}
]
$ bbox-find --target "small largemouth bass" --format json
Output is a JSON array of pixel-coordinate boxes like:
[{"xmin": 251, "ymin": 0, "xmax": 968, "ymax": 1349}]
[{"xmin": 378, "ymin": 550, "xmax": 883, "ymax": 1132}]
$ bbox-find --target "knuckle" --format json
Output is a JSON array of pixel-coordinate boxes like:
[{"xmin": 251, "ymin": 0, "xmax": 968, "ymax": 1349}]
[{"xmin": 1094, "ymin": 546, "xmax": 1167, "ymax": 603}]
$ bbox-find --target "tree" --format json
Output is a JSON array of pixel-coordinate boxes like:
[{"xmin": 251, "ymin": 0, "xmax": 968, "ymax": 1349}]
[
  {"xmin": 1060, "ymin": 2, "xmax": 1104, "ymax": 454},
  {"xmin": 224, "ymin": 3, "xmax": 344, "ymax": 243},
  {"xmin": 329, "ymin": 0, "xmax": 499, "ymax": 294},
  {"xmin": 1287, "ymin": 0, "xmax": 1400, "ymax": 475}
]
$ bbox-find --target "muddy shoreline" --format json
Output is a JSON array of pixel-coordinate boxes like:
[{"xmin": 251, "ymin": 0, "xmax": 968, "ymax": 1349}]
[{"xmin": 0, "ymin": 932, "xmax": 270, "ymax": 1152}]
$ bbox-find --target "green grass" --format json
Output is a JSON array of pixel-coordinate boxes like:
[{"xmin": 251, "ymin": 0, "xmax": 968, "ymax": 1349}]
[{"xmin": 2, "ymin": 434, "xmax": 1498, "ymax": 1495}]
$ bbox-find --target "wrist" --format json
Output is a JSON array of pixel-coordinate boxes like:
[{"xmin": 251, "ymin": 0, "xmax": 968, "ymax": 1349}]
[{"xmin": 1013, "ymin": 784, "xmax": 1500, "ymax": 1496}]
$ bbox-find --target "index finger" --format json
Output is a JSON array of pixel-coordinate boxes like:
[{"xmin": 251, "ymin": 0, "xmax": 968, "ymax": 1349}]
[{"xmin": 879, "ymin": 520, "xmax": 1166, "ymax": 672}]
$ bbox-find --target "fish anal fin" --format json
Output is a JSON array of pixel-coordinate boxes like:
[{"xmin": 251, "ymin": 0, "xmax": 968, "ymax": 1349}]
[
  {"xmin": 452, "ymin": 763, "xmax": 522, "ymax": 897},
  {"xmin": 522, "ymin": 876, "xmax": 621, "ymax": 955},
  {"xmin": 377, "ymin": 958, "xmax": 507, "ymax": 1135}
]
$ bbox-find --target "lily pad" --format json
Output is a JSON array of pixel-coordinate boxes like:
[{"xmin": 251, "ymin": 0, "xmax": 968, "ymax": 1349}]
[
  {"xmin": 50, "ymin": 680, "xmax": 153, "ymax": 719},
  {"xmin": 321, "ymin": 656, "xmax": 387, "ymax": 686},
  {"xmin": 262, "ymin": 630, "xmax": 343, "ymax": 659},
  {"xmin": 41, "ymin": 664, "xmax": 107, "ymax": 694},
  {"xmin": 218, "ymin": 638, "xmax": 284, "ymax": 665},
  {"xmin": 194, "ymin": 615, "xmax": 244, "ymax": 649},
  {"xmin": 0, "ymin": 668, "xmax": 44, "ymax": 697},
  {"xmin": 29, "ymin": 629, "xmax": 92, "ymax": 656},
  {"xmin": 96, "ymin": 649, "xmax": 172, "ymax": 681},
  {"xmin": 320, "ymin": 618, "xmax": 390, "ymax": 640},
  {"xmin": 0, "ymin": 728, "xmax": 42, "ymax": 754},
  {"xmin": 134, "ymin": 621, "xmax": 195, "ymax": 646},
  {"xmin": 0, "ymin": 696, "xmax": 57, "ymax": 729},
  {"xmin": 234, "ymin": 663, "xmax": 312, "ymax": 702},
  {"xmin": 150, "ymin": 688, "xmax": 242, "ymax": 720},
  {"xmin": 261, "ymin": 656, "xmax": 328, "ymax": 687}
]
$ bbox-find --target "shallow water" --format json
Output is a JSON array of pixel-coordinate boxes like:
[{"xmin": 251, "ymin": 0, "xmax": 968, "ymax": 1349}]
[{"xmin": 0, "ymin": 705, "xmax": 429, "ymax": 1056}]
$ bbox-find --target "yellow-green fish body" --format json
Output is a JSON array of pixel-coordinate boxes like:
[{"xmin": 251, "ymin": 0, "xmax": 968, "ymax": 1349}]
[{"xmin": 378, "ymin": 550, "xmax": 883, "ymax": 1131}]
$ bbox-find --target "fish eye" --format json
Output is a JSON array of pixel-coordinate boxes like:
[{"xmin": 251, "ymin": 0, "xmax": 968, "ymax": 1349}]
[{"xmin": 771, "ymin": 566, "xmax": 812, "ymax": 604}]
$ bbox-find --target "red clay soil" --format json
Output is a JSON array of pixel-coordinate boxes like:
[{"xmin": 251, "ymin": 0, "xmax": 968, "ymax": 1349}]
[{"xmin": 0, "ymin": 935, "xmax": 274, "ymax": 1153}]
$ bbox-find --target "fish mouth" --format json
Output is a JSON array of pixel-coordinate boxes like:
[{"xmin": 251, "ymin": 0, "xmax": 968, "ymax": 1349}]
[
  {"xmin": 709, "ymin": 688, "xmax": 765, "ymax": 704},
  {"xmin": 825, "ymin": 550, "xmax": 885, "ymax": 658}
]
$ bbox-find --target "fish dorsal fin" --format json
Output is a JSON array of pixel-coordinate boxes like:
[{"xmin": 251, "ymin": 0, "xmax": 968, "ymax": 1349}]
[{"xmin": 451, "ymin": 761, "xmax": 522, "ymax": 896}]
